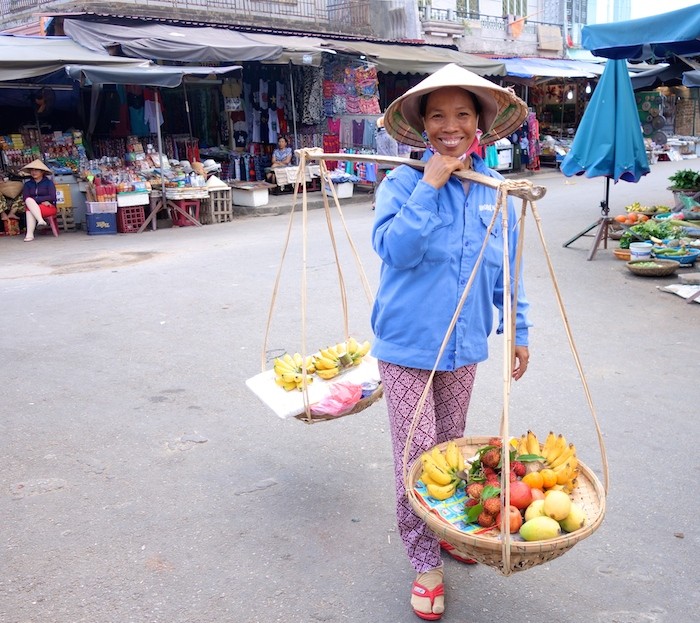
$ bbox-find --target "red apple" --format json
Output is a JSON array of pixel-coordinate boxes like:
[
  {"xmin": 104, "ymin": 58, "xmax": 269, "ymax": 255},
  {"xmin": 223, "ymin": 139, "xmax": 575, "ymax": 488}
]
[
  {"xmin": 496, "ymin": 505, "xmax": 523, "ymax": 533},
  {"xmin": 507, "ymin": 480, "xmax": 533, "ymax": 510}
]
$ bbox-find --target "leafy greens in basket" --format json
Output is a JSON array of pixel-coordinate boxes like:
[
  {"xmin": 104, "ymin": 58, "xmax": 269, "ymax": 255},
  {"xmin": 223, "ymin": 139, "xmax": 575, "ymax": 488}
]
[{"xmin": 619, "ymin": 220, "xmax": 683, "ymax": 249}]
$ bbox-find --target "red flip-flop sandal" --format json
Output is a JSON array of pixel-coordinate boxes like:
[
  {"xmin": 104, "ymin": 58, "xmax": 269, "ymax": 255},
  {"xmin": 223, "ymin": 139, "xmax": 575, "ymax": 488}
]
[
  {"xmin": 411, "ymin": 579, "xmax": 445, "ymax": 621},
  {"xmin": 439, "ymin": 540, "xmax": 477, "ymax": 565}
]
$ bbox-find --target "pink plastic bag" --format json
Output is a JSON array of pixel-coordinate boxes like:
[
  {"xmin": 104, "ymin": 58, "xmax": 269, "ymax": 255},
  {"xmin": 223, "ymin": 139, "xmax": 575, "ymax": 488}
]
[{"xmin": 310, "ymin": 382, "xmax": 363, "ymax": 417}]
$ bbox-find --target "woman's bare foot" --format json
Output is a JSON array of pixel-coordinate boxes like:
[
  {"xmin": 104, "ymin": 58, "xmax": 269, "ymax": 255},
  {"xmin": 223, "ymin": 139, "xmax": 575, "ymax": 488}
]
[{"xmin": 411, "ymin": 567, "xmax": 444, "ymax": 620}]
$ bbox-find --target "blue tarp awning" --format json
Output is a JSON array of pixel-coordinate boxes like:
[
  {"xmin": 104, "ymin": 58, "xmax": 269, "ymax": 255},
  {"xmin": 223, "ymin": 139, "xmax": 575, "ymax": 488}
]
[{"xmin": 582, "ymin": 5, "xmax": 700, "ymax": 61}]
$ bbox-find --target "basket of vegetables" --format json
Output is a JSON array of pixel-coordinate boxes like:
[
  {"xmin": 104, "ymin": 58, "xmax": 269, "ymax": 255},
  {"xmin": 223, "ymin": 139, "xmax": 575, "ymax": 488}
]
[{"xmin": 618, "ymin": 219, "xmax": 684, "ymax": 249}]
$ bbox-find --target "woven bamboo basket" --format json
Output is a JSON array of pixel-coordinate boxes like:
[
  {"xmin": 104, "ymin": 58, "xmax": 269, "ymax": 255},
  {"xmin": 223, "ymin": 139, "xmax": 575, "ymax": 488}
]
[
  {"xmin": 0, "ymin": 180, "xmax": 24, "ymax": 199},
  {"xmin": 295, "ymin": 384, "xmax": 384, "ymax": 424},
  {"xmin": 406, "ymin": 436, "xmax": 606, "ymax": 575}
]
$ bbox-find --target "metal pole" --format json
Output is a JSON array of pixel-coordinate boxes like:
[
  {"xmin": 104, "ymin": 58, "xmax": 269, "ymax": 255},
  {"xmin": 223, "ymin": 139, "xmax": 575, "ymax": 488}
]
[
  {"xmin": 288, "ymin": 61, "xmax": 299, "ymax": 150},
  {"xmin": 155, "ymin": 88, "xmax": 166, "ymax": 222},
  {"xmin": 182, "ymin": 80, "xmax": 194, "ymax": 140}
]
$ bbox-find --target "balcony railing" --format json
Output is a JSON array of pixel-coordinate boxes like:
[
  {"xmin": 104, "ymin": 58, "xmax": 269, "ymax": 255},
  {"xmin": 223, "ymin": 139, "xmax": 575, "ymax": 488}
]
[
  {"xmin": 0, "ymin": 0, "xmax": 372, "ymax": 35},
  {"xmin": 419, "ymin": 6, "xmax": 563, "ymax": 39}
]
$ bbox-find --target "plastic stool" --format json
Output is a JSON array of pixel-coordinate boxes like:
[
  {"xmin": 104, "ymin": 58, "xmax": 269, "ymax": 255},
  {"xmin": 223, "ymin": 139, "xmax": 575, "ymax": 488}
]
[
  {"xmin": 43, "ymin": 214, "xmax": 59, "ymax": 237},
  {"xmin": 170, "ymin": 199, "xmax": 200, "ymax": 227}
]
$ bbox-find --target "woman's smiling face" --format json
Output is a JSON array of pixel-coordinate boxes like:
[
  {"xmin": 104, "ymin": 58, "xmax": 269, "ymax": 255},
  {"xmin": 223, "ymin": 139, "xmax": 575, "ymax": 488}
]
[{"xmin": 422, "ymin": 87, "xmax": 480, "ymax": 157}]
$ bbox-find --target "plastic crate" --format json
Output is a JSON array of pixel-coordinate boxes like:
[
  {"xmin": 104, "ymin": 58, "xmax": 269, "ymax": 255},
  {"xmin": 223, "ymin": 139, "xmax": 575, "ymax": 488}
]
[
  {"xmin": 117, "ymin": 206, "xmax": 145, "ymax": 233},
  {"xmin": 86, "ymin": 212, "xmax": 117, "ymax": 235},
  {"xmin": 86, "ymin": 201, "xmax": 118, "ymax": 214}
]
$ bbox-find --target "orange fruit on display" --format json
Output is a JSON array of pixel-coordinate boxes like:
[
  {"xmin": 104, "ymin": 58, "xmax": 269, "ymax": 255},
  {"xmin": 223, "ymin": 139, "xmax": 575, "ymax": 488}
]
[
  {"xmin": 614, "ymin": 214, "xmax": 627, "ymax": 223},
  {"xmin": 522, "ymin": 472, "xmax": 544, "ymax": 490},
  {"xmin": 539, "ymin": 468, "xmax": 557, "ymax": 489},
  {"xmin": 638, "ymin": 214, "xmax": 649, "ymax": 222}
]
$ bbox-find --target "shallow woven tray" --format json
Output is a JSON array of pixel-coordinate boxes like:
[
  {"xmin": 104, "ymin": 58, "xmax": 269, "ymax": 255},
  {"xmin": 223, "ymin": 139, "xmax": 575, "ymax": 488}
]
[
  {"xmin": 626, "ymin": 259, "xmax": 679, "ymax": 277},
  {"xmin": 613, "ymin": 248, "xmax": 630, "ymax": 261},
  {"xmin": 295, "ymin": 384, "xmax": 383, "ymax": 424},
  {"xmin": 406, "ymin": 436, "xmax": 606, "ymax": 576}
]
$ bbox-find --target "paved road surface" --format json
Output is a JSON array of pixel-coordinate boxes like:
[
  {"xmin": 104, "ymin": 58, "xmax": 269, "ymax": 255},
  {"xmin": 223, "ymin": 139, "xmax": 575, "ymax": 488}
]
[{"xmin": 1, "ymin": 159, "xmax": 698, "ymax": 623}]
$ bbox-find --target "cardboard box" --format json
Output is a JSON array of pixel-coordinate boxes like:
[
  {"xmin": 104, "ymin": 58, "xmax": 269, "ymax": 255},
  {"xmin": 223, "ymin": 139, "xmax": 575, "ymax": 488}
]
[
  {"xmin": 55, "ymin": 183, "xmax": 72, "ymax": 208},
  {"xmin": 86, "ymin": 212, "xmax": 117, "ymax": 235},
  {"xmin": 232, "ymin": 187, "xmax": 269, "ymax": 207}
]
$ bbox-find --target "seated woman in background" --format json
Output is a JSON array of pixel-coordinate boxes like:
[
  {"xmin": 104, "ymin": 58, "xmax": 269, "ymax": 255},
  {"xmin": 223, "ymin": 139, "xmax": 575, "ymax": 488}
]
[
  {"xmin": 265, "ymin": 136, "xmax": 293, "ymax": 187},
  {"xmin": 20, "ymin": 159, "xmax": 57, "ymax": 242}
]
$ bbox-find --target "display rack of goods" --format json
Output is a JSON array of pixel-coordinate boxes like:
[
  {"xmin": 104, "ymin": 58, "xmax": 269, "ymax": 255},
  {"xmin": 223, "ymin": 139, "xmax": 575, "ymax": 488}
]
[{"xmin": 407, "ymin": 432, "xmax": 605, "ymax": 575}]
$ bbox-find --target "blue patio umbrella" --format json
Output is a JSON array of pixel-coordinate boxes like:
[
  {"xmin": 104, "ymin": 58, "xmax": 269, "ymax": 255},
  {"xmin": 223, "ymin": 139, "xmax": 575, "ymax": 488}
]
[
  {"xmin": 561, "ymin": 59, "xmax": 650, "ymax": 184},
  {"xmin": 560, "ymin": 59, "xmax": 650, "ymax": 259},
  {"xmin": 581, "ymin": 5, "xmax": 700, "ymax": 61}
]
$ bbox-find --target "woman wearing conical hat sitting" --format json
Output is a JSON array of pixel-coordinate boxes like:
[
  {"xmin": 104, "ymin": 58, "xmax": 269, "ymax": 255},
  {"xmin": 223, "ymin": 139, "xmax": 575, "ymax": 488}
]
[
  {"xmin": 20, "ymin": 159, "xmax": 57, "ymax": 242},
  {"xmin": 371, "ymin": 64, "xmax": 532, "ymax": 620}
]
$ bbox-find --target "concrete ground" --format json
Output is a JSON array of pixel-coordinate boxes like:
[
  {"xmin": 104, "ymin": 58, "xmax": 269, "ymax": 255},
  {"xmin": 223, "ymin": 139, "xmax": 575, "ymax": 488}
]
[{"xmin": 1, "ymin": 159, "xmax": 698, "ymax": 623}]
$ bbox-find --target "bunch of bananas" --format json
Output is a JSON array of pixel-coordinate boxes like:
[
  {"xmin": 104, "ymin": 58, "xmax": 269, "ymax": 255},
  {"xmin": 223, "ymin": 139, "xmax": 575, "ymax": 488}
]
[
  {"xmin": 312, "ymin": 337, "xmax": 371, "ymax": 380},
  {"xmin": 516, "ymin": 430, "xmax": 579, "ymax": 494},
  {"xmin": 273, "ymin": 353, "xmax": 315, "ymax": 392},
  {"xmin": 419, "ymin": 442, "xmax": 465, "ymax": 500}
]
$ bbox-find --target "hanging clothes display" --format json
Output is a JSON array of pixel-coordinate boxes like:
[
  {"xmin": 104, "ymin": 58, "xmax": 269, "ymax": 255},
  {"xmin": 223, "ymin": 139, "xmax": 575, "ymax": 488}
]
[{"xmin": 526, "ymin": 111, "xmax": 541, "ymax": 171}]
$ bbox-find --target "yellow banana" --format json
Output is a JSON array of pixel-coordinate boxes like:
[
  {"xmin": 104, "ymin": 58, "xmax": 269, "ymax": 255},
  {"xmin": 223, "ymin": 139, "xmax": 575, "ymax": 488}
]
[
  {"xmin": 555, "ymin": 463, "xmax": 574, "ymax": 485},
  {"xmin": 275, "ymin": 378, "xmax": 297, "ymax": 391},
  {"xmin": 517, "ymin": 434, "xmax": 529, "ymax": 456},
  {"xmin": 457, "ymin": 450, "xmax": 465, "ymax": 472},
  {"xmin": 313, "ymin": 356, "xmax": 336, "ymax": 371},
  {"xmin": 545, "ymin": 434, "xmax": 568, "ymax": 464},
  {"xmin": 541, "ymin": 431, "xmax": 557, "ymax": 458},
  {"xmin": 562, "ymin": 473, "xmax": 579, "ymax": 493},
  {"xmin": 347, "ymin": 337, "xmax": 359, "ymax": 355},
  {"xmin": 422, "ymin": 458, "xmax": 453, "ymax": 486},
  {"xmin": 356, "ymin": 340, "xmax": 371, "ymax": 357},
  {"xmin": 274, "ymin": 357, "xmax": 296, "ymax": 373},
  {"xmin": 550, "ymin": 444, "xmax": 576, "ymax": 469},
  {"xmin": 316, "ymin": 367, "xmax": 340, "ymax": 380},
  {"xmin": 293, "ymin": 352, "xmax": 303, "ymax": 367},
  {"xmin": 444, "ymin": 441, "xmax": 461, "ymax": 471},
  {"xmin": 527, "ymin": 430, "xmax": 540, "ymax": 455},
  {"xmin": 426, "ymin": 482, "xmax": 457, "ymax": 501},
  {"xmin": 430, "ymin": 447, "xmax": 452, "ymax": 473},
  {"xmin": 420, "ymin": 469, "xmax": 441, "ymax": 486},
  {"xmin": 282, "ymin": 353, "xmax": 295, "ymax": 367}
]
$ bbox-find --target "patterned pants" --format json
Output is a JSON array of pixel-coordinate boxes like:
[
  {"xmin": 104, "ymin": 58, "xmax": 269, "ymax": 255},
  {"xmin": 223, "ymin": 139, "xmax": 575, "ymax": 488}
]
[{"xmin": 378, "ymin": 360, "xmax": 477, "ymax": 573}]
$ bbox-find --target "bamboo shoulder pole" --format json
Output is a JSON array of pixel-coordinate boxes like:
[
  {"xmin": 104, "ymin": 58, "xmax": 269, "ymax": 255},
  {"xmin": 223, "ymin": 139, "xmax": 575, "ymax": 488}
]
[{"xmin": 294, "ymin": 148, "xmax": 547, "ymax": 202}]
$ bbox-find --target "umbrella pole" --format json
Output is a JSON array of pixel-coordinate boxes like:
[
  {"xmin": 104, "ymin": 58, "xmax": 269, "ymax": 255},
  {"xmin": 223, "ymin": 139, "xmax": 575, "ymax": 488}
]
[{"xmin": 562, "ymin": 176, "xmax": 614, "ymax": 260}]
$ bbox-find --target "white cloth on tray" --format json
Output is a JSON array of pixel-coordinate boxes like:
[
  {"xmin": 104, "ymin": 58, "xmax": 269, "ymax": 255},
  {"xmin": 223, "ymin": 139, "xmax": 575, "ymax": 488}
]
[{"xmin": 246, "ymin": 356, "xmax": 380, "ymax": 419}]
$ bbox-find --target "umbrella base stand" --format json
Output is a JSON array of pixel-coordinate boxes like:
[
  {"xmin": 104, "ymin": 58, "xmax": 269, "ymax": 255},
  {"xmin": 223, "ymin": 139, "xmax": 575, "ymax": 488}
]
[
  {"xmin": 562, "ymin": 215, "xmax": 615, "ymax": 261},
  {"xmin": 563, "ymin": 177, "xmax": 614, "ymax": 261}
]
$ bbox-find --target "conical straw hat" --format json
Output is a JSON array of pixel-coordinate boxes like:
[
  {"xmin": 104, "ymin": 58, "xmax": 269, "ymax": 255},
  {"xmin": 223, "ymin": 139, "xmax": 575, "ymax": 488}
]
[
  {"xmin": 20, "ymin": 159, "xmax": 52, "ymax": 174},
  {"xmin": 383, "ymin": 63, "xmax": 528, "ymax": 148}
]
